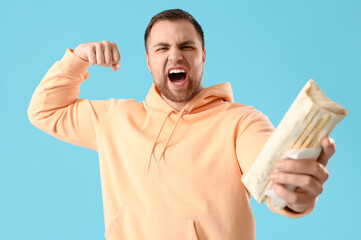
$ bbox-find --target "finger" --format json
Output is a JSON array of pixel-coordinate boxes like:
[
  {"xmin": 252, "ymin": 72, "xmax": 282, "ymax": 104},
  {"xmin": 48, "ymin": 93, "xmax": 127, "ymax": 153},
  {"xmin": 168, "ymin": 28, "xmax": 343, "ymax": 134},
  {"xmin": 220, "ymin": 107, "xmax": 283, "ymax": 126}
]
[
  {"xmin": 95, "ymin": 43, "xmax": 105, "ymax": 65},
  {"xmin": 104, "ymin": 42, "xmax": 112, "ymax": 66},
  {"xmin": 270, "ymin": 172, "xmax": 323, "ymax": 197},
  {"xmin": 318, "ymin": 136, "xmax": 336, "ymax": 167},
  {"xmin": 275, "ymin": 159, "xmax": 329, "ymax": 183},
  {"xmin": 88, "ymin": 45, "xmax": 97, "ymax": 65},
  {"xmin": 112, "ymin": 42, "xmax": 121, "ymax": 63},
  {"xmin": 272, "ymin": 183, "xmax": 314, "ymax": 211}
]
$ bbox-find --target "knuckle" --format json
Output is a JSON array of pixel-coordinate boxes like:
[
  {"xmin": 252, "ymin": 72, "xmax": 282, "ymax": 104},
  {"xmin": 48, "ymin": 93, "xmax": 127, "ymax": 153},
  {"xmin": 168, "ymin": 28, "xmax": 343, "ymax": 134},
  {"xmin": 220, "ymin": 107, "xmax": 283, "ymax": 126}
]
[
  {"xmin": 276, "ymin": 172, "xmax": 284, "ymax": 182},
  {"xmin": 325, "ymin": 139, "xmax": 336, "ymax": 156},
  {"xmin": 330, "ymin": 144, "xmax": 336, "ymax": 155},
  {"xmin": 324, "ymin": 170, "xmax": 329, "ymax": 181},
  {"xmin": 85, "ymin": 44, "xmax": 94, "ymax": 52},
  {"xmin": 103, "ymin": 40, "xmax": 111, "ymax": 49},
  {"xmin": 111, "ymin": 43, "xmax": 117, "ymax": 49}
]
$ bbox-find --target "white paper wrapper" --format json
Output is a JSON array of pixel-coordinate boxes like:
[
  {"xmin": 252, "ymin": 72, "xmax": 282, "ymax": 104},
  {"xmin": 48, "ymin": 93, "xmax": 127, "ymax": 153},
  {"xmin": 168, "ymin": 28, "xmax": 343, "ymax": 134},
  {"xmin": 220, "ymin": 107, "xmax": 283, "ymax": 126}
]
[
  {"xmin": 263, "ymin": 148, "xmax": 322, "ymax": 208},
  {"xmin": 241, "ymin": 80, "xmax": 348, "ymax": 210}
]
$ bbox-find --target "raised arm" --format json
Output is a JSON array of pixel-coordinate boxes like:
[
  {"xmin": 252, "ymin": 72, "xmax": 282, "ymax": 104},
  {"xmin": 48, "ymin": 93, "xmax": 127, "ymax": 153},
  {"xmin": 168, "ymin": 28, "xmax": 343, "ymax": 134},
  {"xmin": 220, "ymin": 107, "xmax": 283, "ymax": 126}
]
[{"xmin": 27, "ymin": 41, "xmax": 125, "ymax": 151}]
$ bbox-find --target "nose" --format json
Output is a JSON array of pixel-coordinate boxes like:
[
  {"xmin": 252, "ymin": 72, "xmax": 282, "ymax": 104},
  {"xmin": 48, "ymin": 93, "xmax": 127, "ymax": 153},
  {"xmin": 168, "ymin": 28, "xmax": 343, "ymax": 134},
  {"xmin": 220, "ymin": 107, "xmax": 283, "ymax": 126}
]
[{"xmin": 168, "ymin": 48, "xmax": 183, "ymax": 62}]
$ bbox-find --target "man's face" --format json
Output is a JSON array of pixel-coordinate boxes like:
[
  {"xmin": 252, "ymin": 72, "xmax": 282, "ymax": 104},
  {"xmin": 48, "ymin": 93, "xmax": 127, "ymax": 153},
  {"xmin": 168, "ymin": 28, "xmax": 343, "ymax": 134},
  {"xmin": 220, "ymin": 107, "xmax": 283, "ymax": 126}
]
[{"xmin": 145, "ymin": 19, "xmax": 206, "ymax": 103}]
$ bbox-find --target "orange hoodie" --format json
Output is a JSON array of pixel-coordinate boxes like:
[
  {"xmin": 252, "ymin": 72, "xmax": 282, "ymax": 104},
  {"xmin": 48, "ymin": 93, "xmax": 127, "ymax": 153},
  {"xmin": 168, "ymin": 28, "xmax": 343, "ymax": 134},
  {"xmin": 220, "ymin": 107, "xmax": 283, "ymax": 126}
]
[{"xmin": 28, "ymin": 49, "xmax": 314, "ymax": 240}]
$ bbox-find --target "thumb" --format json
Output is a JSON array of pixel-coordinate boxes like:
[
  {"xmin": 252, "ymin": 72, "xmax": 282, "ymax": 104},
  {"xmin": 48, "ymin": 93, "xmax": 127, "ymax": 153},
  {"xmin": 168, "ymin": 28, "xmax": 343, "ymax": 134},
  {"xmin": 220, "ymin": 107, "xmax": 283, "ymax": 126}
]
[
  {"xmin": 318, "ymin": 136, "xmax": 336, "ymax": 167},
  {"xmin": 112, "ymin": 63, "xmax": 121, "ymax": 72}
]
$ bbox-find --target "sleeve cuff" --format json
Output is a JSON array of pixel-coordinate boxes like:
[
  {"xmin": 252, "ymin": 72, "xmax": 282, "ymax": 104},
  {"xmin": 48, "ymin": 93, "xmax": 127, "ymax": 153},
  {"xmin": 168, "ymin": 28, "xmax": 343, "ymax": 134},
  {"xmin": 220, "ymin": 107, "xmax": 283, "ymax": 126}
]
[{"xmin": 58, "ymin": 48, "xmax": 90, "ymax": 75}]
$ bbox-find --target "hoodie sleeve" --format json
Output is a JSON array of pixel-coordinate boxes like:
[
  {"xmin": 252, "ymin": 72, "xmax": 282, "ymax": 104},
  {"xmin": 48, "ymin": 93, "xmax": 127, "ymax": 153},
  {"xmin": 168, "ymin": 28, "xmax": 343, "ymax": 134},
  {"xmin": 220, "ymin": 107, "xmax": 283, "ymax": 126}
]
[
  {"xmin": 235, "ymin": 109, "xmax": 275, "ymax": 176},
  {"xmin": 235, "ymin": 108, "xmax": 315, "ymax": 218},
  {"xmin": 27, "ymin": 49, "xmax": 127, "ymax": 151}
]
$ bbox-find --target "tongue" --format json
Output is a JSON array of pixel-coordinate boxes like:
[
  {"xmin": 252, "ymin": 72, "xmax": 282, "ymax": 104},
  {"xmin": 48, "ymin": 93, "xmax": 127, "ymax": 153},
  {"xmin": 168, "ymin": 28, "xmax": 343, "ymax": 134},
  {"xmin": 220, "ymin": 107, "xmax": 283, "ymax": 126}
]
[{"xmin": 169, "ymin": 73, "xmax": 186, "ymax": 82}]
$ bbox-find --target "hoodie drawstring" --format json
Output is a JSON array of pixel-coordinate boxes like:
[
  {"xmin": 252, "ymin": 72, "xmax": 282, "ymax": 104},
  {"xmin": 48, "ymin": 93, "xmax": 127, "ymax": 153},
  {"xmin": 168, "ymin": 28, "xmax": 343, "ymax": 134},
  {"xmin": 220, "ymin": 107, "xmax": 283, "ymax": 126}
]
[{"xmin": 146, "ymin": 110, "xmax": 187, "ymax": 175}]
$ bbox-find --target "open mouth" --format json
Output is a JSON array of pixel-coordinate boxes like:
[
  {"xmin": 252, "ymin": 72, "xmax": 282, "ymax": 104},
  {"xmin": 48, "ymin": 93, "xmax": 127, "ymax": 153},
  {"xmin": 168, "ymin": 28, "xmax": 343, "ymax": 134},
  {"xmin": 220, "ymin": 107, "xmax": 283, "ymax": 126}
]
[{"xmin": 168, "ymin": 68, "xmax": 187, "ymax": 85}]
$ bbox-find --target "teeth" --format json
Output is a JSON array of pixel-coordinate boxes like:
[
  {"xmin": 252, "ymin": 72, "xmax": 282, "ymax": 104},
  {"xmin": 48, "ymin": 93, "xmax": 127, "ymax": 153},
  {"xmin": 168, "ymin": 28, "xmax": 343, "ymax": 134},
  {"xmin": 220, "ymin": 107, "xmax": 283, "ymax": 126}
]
[
  {"xmin": 169, "ymin": 69, "xmax": 186, "ymax": 74},
  {"xmin": 173, "ymin": 81, "xmax": 183, "ymax": 85}
]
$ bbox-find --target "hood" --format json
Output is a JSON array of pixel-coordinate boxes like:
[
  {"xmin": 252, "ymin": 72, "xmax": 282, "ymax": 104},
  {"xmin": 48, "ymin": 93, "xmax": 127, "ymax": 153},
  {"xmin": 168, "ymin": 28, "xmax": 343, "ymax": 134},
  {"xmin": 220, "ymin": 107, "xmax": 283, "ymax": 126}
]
[{"xmin": 144, "ymin": 82, "xmax": 234, "ymax": 175}]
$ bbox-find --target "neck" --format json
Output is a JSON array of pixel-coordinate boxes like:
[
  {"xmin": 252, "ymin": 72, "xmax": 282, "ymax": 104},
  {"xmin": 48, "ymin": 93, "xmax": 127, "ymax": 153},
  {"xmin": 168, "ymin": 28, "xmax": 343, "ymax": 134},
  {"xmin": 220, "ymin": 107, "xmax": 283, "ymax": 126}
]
[{"xmin": 161, "ymin": 94, "xmax": 188, "ymax": 112}]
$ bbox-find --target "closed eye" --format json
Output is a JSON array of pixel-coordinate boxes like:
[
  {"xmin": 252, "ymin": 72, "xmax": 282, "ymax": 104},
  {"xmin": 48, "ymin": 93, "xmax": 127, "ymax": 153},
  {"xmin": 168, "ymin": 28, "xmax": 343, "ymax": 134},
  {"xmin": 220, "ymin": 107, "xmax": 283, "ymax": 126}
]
[
  {"xmin": 156, "ymin": 47, "xmax": 168, "ymax": 52},
  {"xmin": 181, "ymin": 46, "xmax": 193, "ymax": 50}
]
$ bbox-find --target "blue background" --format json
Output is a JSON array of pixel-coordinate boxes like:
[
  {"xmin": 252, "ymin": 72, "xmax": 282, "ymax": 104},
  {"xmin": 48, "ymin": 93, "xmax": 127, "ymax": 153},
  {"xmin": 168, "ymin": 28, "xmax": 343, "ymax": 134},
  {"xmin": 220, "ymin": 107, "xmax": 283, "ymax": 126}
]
[{"xmin": 1, "ymin": 0, "xmax": 360, "ymax": 239}]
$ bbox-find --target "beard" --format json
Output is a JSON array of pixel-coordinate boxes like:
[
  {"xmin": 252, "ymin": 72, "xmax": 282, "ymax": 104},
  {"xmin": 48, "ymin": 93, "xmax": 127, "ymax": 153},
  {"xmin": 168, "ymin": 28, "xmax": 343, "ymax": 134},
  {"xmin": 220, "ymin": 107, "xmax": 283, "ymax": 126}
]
[{"xmin": 154, "ymin": 76, "xmax": 203, "ymax": 102}]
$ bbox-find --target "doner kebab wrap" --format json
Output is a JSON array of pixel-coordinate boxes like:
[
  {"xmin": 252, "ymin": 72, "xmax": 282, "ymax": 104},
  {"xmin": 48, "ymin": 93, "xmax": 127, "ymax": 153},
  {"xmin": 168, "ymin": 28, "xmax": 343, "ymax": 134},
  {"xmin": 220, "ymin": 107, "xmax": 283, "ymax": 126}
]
[{"xmin": 241, "ymin": 79, "xmax": 348, "ymax": 209}]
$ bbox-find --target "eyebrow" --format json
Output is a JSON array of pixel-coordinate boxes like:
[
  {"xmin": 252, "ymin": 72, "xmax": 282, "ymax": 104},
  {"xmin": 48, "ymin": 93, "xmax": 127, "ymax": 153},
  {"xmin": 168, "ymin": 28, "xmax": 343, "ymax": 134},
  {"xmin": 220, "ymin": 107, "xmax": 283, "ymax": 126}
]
[
  {"xmin": 179, "ymin": 40, "xmax": 196, "ymax": 46},
  {"xmin": 153, "ymin": 42, "xmax": 170, "ymax": 48},
  {"xmin": 153, "ymin": 40, "xmax": 196, "ymax": 48}
]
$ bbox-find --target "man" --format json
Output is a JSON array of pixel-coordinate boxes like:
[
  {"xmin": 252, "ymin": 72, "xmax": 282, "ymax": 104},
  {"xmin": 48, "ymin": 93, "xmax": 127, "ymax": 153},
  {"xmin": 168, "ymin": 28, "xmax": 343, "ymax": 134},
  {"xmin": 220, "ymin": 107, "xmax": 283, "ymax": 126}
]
[{"xmin": 28, "ymin": 9, "xmax": 334, "ymax": 240}]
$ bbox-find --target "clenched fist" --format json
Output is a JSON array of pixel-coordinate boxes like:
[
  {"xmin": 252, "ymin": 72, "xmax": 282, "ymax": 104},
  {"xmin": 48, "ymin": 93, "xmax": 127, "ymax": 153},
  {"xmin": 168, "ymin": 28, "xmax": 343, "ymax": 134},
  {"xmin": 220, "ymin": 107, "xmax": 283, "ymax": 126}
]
[{"xmin": 74, "ymin": 41, "xmax": 121, "ymax": 71}]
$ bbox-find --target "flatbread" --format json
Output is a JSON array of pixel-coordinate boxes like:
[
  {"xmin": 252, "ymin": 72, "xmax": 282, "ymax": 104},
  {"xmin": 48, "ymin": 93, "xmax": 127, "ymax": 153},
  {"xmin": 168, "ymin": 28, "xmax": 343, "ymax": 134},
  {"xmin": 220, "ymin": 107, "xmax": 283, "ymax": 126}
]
[{"xmin": 241, "ymin": 79, "xmax": 348, "ymax": 209}]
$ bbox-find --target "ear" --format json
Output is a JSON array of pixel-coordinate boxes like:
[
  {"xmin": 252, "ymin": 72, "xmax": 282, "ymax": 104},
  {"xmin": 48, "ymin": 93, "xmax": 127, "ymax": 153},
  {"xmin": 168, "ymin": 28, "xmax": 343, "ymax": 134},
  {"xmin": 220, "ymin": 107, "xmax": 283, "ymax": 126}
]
[
  {"xmin": 202, "ymin": 49, "xmax": 206, "ymax": 63},
  {"xmin": 145, "ymin": 52, "xmax": 151, "ymax": 72}
]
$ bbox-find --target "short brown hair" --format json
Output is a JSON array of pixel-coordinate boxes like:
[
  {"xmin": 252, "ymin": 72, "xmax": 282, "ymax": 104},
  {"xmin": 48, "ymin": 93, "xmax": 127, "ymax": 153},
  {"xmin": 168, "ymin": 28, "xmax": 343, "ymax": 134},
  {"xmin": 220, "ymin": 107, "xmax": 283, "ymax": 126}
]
[{"xmin": 144, "ymin": 9, "xmax": 205, "ymax": 52}]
